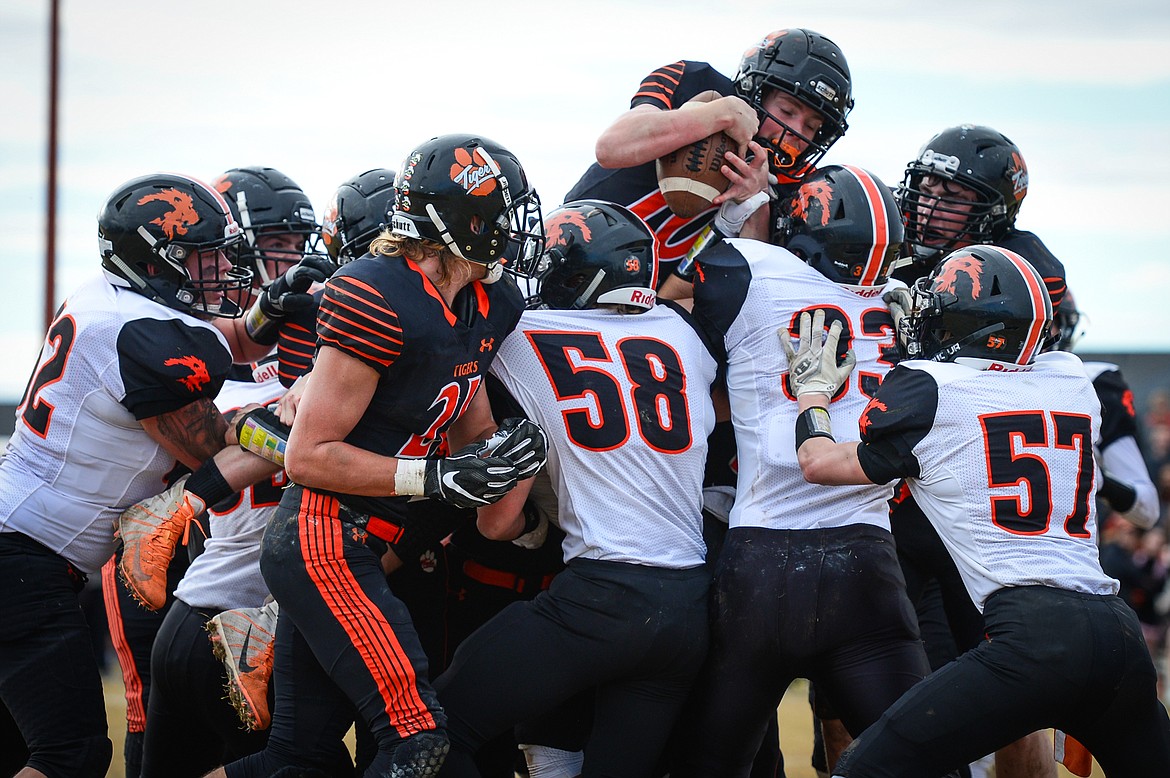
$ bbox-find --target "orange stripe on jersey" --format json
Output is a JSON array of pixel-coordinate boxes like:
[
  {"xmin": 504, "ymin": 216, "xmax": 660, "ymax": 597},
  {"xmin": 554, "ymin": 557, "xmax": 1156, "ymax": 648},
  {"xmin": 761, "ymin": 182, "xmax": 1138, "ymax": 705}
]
[
  {"xmin": 404, "ymin": 258, "xmax": 458, "ymax": 327},
  {"xmin": 297, "ymin": 490, "xmax": 438, "ymax": 735},
  {"xmin": 840, "ymin": 165, "xmax": 891, "ymax": 286},
  {"xmin": 323, "ymin": 280, "xmax": 404, "ymax": 334},
  {"xmin": 317, "ymin": 303, "xmax": 404, "ymax": 350},
  {"xmin": 473, "ymin": 280, "xmax": 490, "ymax": 318},
  {"xmin": 332, "ymin": 277, "xmax": 402, "ymax": 321},
  {"xmin": 102, "ymin": 559, "xmax": 147, "ymax": 732},
  {"xmin": 997, "ymin": 247, "xmax": 1049, "ymax": 364}
]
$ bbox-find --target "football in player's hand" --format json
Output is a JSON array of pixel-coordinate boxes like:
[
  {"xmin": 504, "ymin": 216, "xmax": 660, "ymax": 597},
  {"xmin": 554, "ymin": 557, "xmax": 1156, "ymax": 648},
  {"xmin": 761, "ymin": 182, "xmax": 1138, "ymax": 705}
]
[{"xmin": 655, "ymin": 91, "xmax": 740, "ymax": 218}]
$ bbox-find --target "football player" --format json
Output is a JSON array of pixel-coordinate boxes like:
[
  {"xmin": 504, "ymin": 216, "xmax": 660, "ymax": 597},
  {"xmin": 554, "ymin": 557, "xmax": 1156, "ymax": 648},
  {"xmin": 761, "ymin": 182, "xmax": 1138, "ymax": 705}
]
[
  {"xmin": 205, "ymin": 134, "xmax": 549, "ymax": 778},
  {"xmin": 674, "ymin": 165, "xmax": 933, "ymax": 777},
  {"xmin": 566, "ymin": 28, "xmax": 853, "ymax": 291},
  {"xmin": 885, "ymin": 124, "xmax": 1070, "ymax": 777},
  {"xmin": 432, "ymin": 199, "xmax": 719, "ymax": 776},
  {"xmin": 103, "ymin": 165, "xmax": 330, "ymax": 777},
  {"xmin": 0, "ymin": 173, "xmax": 277, "ymax": 778},
  {"xmin": 790, "ymin": 245, "xmax": 1170, "ymax": 776}
]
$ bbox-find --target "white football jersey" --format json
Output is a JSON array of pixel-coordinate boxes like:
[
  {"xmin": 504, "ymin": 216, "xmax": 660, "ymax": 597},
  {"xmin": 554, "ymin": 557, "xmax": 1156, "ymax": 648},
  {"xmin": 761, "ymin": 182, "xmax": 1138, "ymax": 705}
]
[
  {"xmin": 490, "ymin": 303, "xmax": 717, "ymax": 568},
  {"xmin": 0, "ymin": 275, "xmax": 231, "ymax": 573},
  {"xmin": 858, "ymin": 351, "xmax": 1119, "ymax": 611},
  {"xmin": 692, "ymin": 238, "xmax": 901, "ymax": 531},
  {"xmin": 175, "ymin": 374, "xmax": 285, "ymax": 611}
]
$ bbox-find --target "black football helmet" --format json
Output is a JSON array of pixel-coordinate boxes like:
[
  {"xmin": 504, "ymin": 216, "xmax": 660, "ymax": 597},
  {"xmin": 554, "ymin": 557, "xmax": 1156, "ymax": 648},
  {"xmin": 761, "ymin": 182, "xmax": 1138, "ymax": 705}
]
[
  {"xmin": 390, "ymin": 134, "xmax": 545, "ymax": 277},
  {"xmin": 98, "ymin": 172, "xmax": 251, "ymax": 318},
  {"xmin": 774, "ymin": 165, "xmax": 903, "ymax": 286},
  {"xmin": 537, "ymin": 200, "xmax": 658, "ymax": 311},
  {"xmin": 898, "ymin": 125, "xmax": 1029, "ymax": 268},
  {"xmin": 734, "ymin": 28, "xmax": 853, "ymax": 175},
  {"xmin": 905, "ymin": 245, "xmax": 1053, "ymax": 366},
  {"xmin": 321, "ymin": 168, "xmax": 397, "ymax": 265},
  {"xmin": 213, "ymin": 166, "xmax": 321, "ymax": 284}
]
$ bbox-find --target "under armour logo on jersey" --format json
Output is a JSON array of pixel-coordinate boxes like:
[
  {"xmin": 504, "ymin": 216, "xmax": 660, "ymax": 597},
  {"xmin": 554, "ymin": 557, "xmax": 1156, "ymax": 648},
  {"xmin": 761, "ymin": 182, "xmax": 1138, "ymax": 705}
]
[
  {"xmin": 138, "ymin": 189, "xmax": 201, "ymax": 239},
  {"xmin": 164, "ymin": 355, "xmax": 211, "ymax": 392},
  {"xmin": 350, "ymin": 527, "xmax": 368, "ymax": 544},
  {"xmin": 479, "ymin": 338, "xmax": 495, "ymax": 353}
]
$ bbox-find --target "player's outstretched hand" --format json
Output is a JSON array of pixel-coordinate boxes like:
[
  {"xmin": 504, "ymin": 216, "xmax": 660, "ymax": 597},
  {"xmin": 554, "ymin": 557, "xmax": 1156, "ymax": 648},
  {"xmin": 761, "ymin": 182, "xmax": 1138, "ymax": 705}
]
[{"xmin": 781, "ymin": 309, "xmax": 856, "ymax": 398}]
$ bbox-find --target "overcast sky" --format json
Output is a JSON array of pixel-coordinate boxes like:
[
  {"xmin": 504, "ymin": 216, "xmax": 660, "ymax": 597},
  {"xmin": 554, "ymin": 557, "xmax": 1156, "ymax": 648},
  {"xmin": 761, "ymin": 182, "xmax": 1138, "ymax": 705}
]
[{"xmin": 1, "ymin": 0, "xmax": 1168, "ymax": 400}]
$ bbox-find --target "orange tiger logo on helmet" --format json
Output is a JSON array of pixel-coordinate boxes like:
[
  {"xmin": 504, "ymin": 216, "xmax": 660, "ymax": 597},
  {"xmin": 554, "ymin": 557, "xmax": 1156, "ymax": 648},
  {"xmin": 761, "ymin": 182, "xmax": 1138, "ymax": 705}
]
[
  {"xmin": 138, "ymin": 189, "xmax": 201, "ymax": 240},
  {"xmin": 544, "ymin": 210, "xmax": 590, "ymax": 251},
  {"xmin": 450, "ymin": 147, "xmax": 498, "ymax": 196},
  {"xmin": 934, "ymin": 253, "xmax": 984, "ymax": 298},
  {"xmin": 789, "ymin": 180, "xmax": 834, "ymax": 227}
]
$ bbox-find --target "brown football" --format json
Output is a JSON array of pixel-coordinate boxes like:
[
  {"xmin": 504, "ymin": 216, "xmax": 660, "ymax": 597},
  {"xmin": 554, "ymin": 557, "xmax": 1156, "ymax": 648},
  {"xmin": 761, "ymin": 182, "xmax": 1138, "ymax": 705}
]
[{"xmin": 655, "ymin": 91, "xmax": 739, "ymax": 218}]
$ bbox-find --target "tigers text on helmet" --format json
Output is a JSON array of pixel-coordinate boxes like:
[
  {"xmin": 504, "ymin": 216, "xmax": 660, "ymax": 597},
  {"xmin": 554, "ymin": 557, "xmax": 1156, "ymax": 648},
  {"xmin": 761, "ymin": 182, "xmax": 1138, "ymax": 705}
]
[
  {"xmin": 537, "ymin": 200, "xmax": 658, "ymax": 312},
  {"xmin": 213, "ymin": 166, "xmax": 322, "ymax": 285},
  {"xmin": 898, "ymin": 125, "xmax": 1029, "ymax": 268},
  {"xmin": 390, "ymin": 134, "xmax": 545, "ymax": 277},
  {"xmin": 734, "ymin": 28, "xmax": 853, "ymax": 176},
  {"xmin": 905, "ymin": 245, "xmax": 1052, "ymax": 367},
  {"xmin": 321, "ymin": 168, "xmax": 397, "ymax": 265},
  {"xmin": 774, "ymin": 164, "xmax": 903, "ymax": 286},
  {"xmin": 98, "ymin": 172, "xmax": 252, "ymax": 318}
]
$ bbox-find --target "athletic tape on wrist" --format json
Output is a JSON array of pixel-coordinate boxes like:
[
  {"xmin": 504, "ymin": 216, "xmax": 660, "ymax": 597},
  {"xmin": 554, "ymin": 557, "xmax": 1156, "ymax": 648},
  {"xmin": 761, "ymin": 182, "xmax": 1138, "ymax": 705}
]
[
  {"xmin": 236, "ymin": 408, "xmax": 290, "ymax": 467},
  {"xmin": 795, "ymin": 406, "xmax": 835, "ymax": 449},
  {"xmin": 394, "ymin": 458, "xmax": 427, "ymax": 497},
  {"xmin": 243, "ymin": 300, "xmax": 281, "ymax": 345}
]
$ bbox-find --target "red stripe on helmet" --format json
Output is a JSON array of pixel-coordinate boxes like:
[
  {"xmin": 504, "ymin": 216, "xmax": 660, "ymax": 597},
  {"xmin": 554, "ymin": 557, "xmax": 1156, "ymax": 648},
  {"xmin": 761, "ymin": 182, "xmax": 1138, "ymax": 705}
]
[
  {"xmin": 995, "ymin": 246, "xmax": 1049, "ymax": 364},
  {"xmin": 840, "ymin": 165, "xmax": 889, "ymax": 286}
]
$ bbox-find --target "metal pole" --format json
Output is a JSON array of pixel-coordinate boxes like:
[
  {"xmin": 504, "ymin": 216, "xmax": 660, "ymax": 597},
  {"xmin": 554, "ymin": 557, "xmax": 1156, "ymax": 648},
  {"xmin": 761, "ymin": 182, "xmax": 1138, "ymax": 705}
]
[{"xmin": 44, "ymin": 0, "xmax": 60, "ymax": 330}]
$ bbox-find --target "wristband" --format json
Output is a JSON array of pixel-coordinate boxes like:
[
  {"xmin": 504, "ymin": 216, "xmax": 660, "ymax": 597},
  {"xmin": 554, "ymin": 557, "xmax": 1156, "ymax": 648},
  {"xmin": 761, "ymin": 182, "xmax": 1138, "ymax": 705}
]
[
  {"xmin": 185, "ymin": 457, "xmax": 234, "ymax": 510},
  {"xmin": 675, "ymin": 224, "xmax": 721, "ymax": 281},
  {"xmin": 795, "ymin": 407, "xmax": 835, "ymax": 449},
  {"xmin": 521, "ymin": 501, "xmax": 542, "ymax": 535},
  {"xmin": 235, "ymin": 407, "xmax": 290, "ymax": 467},
  {"xmin": 243, "ymin": 299, "xmax": 282, "ymax": 346},
  {"xmin": 394, "ymin": 458, "xmax": 427, "ymax": 497}
]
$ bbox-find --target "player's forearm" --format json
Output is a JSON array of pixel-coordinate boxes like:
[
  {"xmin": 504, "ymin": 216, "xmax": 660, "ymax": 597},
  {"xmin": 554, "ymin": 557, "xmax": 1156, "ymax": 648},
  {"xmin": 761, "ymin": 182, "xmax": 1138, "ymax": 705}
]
[{"xmin": 596, "ymin": 104, "xmax": 729, "ymax": 169}]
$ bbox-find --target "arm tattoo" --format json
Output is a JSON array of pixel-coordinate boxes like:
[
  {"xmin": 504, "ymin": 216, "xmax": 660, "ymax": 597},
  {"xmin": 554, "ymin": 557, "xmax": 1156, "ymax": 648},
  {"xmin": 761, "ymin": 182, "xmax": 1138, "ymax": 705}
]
[{"xmin": 154, "ymin": 398, "xmax": 229, "ymax": 464}]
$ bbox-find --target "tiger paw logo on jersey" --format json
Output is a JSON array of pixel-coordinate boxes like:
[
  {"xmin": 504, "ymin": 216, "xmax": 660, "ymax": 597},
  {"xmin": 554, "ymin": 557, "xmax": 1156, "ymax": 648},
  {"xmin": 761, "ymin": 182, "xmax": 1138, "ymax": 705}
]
[
  {"xmin": 450, "ymin": 147, "xmax": 499, "ymax": 196},
  {"xmin": 138, "ymin": 189, "xmax": 201, "ymax": 239},
  {"xmin": 419, "ymin": 549, "xmax": 437, "ymax": 574},
  {"xmin": 934, "ymin": 254, "xmax": 984, "ymax": 298},
  {"xmin": 164, "ymin": 355, "xmax": 211, "ymax": 392},
  {"xmin": 789, "ymin": 180, "xmax": 833, "ymax": 227}
]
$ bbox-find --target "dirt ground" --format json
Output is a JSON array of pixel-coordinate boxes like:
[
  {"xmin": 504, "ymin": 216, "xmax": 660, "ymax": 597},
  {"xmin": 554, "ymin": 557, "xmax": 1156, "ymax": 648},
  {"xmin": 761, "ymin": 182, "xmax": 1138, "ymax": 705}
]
[{"xmin": 100, "ymin": 671, "xmax": 1102, "ymax": 778}]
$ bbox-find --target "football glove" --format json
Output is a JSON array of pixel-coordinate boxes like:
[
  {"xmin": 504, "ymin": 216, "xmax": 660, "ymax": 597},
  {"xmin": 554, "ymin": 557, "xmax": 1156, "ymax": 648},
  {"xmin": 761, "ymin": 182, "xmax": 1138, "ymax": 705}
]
[
  {"xmin": 882, "ymin": 283, "xmax": 916, "ymax": 358},
  {"xmin": 781, "ymin": 309, "xmax": 856, "ymax": 398},
  {"xmin": 260, "ymin": 254, "xmax": 337, "ymax": 316},
  {"xmin": 395, "ymin": 442, "xmax": 520, "ymax": 509},
  {"xmin": 479, "ymin": 417, "xmax": 548, "ymax": 479},
  {"xmin": 245, "ymin": 254, "xmax": 337, "ymax": 344}
]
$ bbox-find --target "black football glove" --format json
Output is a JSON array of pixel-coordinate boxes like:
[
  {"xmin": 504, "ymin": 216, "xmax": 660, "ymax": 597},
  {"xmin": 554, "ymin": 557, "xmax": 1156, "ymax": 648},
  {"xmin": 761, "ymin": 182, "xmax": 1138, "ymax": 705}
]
[
  {"xmin": 480, "ymin": 418, "xmax": 548, "ymax": 479},
  {"xmin": 422, "ymin": 443, "xmax": 520, "ymax": 509},
  {"xmin": 259, "ymin": 254, "xmax": 338, "ymax": 317}
]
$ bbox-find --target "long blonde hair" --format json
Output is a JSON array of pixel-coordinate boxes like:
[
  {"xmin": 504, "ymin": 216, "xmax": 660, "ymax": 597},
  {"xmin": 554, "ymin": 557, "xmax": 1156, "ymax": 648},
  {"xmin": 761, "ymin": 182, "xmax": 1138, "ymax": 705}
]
[{"xmin": 368, "ymin": 229, "xmax": 467, "ymax": 287}]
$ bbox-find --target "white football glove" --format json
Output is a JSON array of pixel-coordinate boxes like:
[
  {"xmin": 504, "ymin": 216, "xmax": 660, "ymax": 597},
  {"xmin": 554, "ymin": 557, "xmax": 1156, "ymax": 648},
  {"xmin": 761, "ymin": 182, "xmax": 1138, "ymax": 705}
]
[{"xmin": 781, "ymin": 309, "xmax": 856, "ymax": 398}]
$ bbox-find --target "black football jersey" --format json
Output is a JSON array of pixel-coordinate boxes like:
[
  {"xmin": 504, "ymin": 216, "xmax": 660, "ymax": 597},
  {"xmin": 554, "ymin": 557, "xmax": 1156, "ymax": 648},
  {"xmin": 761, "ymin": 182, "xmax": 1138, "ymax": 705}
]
[{"xmin": 315, "ymin": 256, "xmax": 524, "ymax": 519}]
